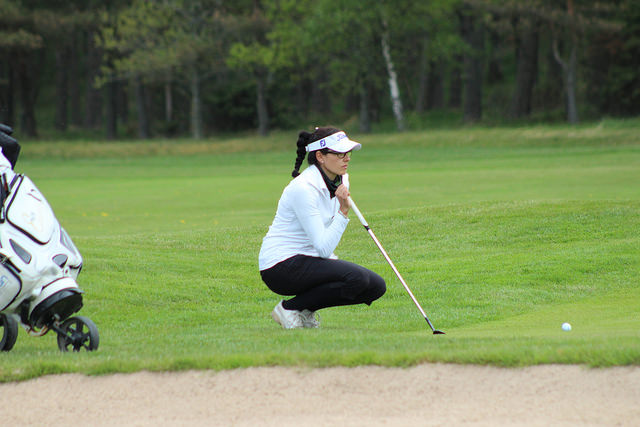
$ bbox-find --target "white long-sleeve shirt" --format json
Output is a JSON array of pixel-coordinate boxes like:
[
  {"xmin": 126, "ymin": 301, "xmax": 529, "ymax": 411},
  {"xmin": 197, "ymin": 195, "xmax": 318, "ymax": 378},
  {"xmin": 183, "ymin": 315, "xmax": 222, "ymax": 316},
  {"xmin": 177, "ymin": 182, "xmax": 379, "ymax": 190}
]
[{"xmin": 259, "ymin": 164, "xmax": 350, "ymax": 270}]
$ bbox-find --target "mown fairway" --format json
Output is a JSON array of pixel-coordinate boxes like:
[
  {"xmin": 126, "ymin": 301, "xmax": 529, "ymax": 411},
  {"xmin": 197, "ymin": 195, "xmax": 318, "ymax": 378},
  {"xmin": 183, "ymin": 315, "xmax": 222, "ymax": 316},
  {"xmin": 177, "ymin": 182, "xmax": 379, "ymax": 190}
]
[{"xmin": 1, "ymin": 121, "xmax": 639, "ymax": 381}]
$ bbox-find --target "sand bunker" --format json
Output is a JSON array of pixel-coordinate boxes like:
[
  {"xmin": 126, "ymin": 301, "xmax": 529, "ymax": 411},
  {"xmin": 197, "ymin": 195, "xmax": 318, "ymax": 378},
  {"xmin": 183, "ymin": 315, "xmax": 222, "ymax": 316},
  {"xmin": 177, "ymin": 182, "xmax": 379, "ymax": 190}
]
[{"xmin": 2, "ymin": 364, "xmax": 639, "ymax": 426}]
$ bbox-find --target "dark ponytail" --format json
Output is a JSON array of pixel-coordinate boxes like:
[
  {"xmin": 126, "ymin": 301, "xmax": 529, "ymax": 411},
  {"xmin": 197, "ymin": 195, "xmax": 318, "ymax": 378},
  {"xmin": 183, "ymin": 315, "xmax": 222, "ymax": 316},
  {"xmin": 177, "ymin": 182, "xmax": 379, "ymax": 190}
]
[
  {"xmin": 292, "ymin": 131, "xmax": 312, "ymax": 177},
  {"xmin": 291, "ymin": 126, "xmax": 341, "ymax": 178}
]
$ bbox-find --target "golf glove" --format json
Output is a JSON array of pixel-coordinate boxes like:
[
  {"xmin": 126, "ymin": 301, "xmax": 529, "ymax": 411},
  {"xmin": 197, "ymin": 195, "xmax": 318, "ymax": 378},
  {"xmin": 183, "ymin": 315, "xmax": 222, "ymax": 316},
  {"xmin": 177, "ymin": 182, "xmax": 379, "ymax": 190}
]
[{"xmin": 0, "ymin": 124, "xmax": 20, "ymax": 168}]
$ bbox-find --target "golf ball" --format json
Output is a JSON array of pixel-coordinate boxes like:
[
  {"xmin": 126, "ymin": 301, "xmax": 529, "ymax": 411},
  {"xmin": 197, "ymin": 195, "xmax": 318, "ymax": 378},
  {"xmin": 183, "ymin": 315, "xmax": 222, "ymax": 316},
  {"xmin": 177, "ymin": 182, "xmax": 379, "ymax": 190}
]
[{"xmin": 562, "ymin": 322, "xmax": 572, "ymax": 331}]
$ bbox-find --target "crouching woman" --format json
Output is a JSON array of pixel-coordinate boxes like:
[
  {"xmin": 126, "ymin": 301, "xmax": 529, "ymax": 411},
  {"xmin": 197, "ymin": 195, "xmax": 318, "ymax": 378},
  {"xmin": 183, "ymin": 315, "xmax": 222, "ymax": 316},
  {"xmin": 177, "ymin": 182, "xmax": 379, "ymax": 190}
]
[{"xmin": 259, "ymin": 127, "xmax": 386, "ymax": 329}]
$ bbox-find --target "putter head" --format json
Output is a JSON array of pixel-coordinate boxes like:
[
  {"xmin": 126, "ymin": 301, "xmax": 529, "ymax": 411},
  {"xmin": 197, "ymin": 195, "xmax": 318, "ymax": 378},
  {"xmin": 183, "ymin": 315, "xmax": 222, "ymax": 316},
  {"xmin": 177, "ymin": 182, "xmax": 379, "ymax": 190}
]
[{"xmin": 433, "ymin": 330, "xmax": 445, "ymax": 335}]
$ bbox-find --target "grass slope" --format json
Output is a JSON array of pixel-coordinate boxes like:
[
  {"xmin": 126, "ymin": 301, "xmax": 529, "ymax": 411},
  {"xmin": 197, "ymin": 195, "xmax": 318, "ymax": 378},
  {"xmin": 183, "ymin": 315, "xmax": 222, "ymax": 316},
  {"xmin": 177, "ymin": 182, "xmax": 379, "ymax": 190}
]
[{"xmin": 1, "ymin": 120, "xmax": 639, "ymax": 381}]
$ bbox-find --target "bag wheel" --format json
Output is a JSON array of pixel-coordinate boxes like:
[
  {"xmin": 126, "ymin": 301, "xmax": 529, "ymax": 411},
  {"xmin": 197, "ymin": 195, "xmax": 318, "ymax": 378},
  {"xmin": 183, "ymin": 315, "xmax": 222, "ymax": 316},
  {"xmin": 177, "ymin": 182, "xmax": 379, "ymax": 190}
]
[
  {"xmin": 56, "ymin": 316, "xmax": 99, "ymax": 352},
  {"xmin": 1, "ymin": 313, "xmax": 19, "ymax": 352}
]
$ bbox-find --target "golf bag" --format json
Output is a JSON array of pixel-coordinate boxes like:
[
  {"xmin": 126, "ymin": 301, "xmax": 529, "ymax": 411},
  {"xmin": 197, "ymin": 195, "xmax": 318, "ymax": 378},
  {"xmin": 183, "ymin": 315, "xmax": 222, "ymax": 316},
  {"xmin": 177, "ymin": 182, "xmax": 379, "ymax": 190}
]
[{"xmin": 0, "ymin": 130, "xmax": 99, "ymax": 352}]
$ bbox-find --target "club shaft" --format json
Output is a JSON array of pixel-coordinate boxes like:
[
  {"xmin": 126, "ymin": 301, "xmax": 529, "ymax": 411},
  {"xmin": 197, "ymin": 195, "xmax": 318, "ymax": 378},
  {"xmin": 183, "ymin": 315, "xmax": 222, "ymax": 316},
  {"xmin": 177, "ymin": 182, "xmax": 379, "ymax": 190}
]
[{"xmin": 348, "ymin": 197, "xmax": 439, "ymax": 332}]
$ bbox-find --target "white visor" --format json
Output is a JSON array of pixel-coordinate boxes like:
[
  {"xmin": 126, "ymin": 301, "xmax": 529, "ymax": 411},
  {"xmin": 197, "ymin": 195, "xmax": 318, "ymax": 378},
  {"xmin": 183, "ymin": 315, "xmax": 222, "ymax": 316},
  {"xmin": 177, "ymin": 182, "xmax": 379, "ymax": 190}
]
[{"xmin": 305, "ymin": 131, "xmax": 362, "ymax": 153}]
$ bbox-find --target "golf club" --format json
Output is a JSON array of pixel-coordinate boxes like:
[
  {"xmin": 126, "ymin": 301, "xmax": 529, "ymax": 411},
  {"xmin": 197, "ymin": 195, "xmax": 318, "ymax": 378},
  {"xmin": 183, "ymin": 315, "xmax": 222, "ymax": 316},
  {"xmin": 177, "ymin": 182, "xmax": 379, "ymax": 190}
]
[{"xmin": 348, "ymin": 197, "xmax": 445, "ymax": 335}]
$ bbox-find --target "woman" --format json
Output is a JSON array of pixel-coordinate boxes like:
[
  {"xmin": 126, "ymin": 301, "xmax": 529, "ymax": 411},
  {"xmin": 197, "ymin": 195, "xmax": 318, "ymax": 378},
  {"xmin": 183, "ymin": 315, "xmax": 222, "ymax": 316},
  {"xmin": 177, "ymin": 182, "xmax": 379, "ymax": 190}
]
[{"xmin": 259, "ymin": 126, "xmax": 386, "ymax": 329}]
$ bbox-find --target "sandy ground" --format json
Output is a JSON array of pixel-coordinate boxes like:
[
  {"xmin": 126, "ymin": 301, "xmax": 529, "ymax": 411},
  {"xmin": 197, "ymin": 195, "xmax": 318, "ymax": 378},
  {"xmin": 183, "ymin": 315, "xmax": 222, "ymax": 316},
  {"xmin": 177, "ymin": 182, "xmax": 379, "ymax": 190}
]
[{"xmin": 2, "ymin": 364, "xmax": 639, "ymax": 426}]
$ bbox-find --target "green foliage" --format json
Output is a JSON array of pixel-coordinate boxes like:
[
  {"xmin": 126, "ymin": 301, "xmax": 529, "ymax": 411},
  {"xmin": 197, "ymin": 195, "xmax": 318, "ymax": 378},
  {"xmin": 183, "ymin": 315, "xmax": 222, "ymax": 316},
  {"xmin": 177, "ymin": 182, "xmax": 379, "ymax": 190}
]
[
  {"xmin": 0, "ymin": 1, "xmax": 41, "ymax": 50},
  {"xmin": 99, "ymin": 0, "xmax": 238, "ymax": 84},
  {"xmin": 306, "ymin": 0, "xmax": 386, "ymax": 94},
  {"xmin": 261, "ymin": 0, "xmax": 314, "ymax": 71},
  {"xmin": 226, "ymin": 2, "xmax": 273, "ymax": 73},
  {"xmin": 0, "ymin": 29, "xmax": 42, "ymax": 50},
  {"xmin": 3, "ymin": 1, "xmax": 640, "ymax": 139},
  {"xmin": 586, "ymin": 1, "xmax": 640, "ymax": 115},
  {"xmin": 0, "ymin": 0, "xmax": 98, "ymax": 49},
  {"xmin": 0, "ymin": 122, "xmax": 638, "ymax": 380}
]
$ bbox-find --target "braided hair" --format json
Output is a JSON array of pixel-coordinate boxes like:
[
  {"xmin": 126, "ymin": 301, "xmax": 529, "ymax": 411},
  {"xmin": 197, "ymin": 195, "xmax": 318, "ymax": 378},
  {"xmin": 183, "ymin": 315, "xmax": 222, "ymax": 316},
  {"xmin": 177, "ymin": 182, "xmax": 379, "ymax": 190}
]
[{"xmin": 291, "ymin": 126, "xmax": 341, "ymax": 177}]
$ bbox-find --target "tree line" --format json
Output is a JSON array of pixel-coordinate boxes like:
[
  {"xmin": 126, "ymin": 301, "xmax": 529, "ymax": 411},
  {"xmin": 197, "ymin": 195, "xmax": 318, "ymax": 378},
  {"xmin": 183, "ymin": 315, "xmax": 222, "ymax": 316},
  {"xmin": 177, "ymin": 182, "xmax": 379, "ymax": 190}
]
[{"xmin": 0, "ymin": 0, "xmax": 638, "ymax": 139}]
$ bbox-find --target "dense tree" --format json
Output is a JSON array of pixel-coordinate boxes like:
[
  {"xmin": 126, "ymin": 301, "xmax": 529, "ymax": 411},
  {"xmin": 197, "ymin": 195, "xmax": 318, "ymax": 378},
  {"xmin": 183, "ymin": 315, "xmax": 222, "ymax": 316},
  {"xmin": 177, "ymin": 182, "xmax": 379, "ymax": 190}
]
[
  {"xmin": 550, "ymin": 0, "xmax": 580, "ymax": 123},
  {"xmin": 0, "ymin": 1, "xmax": 104, "ymax": 135},
  {"xmin": 301, "ymin": 0, "xmax": 460, "ymax": 132},
  {"xmin": 227, "ymin": 0, "xmax": 280, "ymax": 136},
  {"xmin": 460, "ymin": 3, "xmax": 484, "ymax": 122},
  {"xmin": 101, "ymin": 0, "xmax": 241, "ymax": 138},
  {"xmin": 511, "ymin": 16, "xmax": 540, "ymax": 118},
  {"xmin": 0, "ymin": 1, "xmax": 43, "ymax": 135},
  {"xmin": 585, "ymin": 1, "xmax": 639, "ymax": 116},
  {"xmin": 1, "ymin": 0, "xmax": 638, "ymax": 139},
  {"xmin": 43, "ymin": 3, "xmax": 101, "ymax": 133},
  {"xmin": 303, "ymin": 0, "xmax": 388, "ymax": 132}
]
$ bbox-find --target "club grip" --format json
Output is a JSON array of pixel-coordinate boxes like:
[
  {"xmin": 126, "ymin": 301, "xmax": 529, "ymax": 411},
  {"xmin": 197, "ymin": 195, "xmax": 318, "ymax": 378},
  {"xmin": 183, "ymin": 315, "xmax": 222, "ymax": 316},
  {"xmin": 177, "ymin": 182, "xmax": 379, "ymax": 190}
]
[{"xmin": 348, "ymin": 196, "xmax": 368, "ymax": 227}]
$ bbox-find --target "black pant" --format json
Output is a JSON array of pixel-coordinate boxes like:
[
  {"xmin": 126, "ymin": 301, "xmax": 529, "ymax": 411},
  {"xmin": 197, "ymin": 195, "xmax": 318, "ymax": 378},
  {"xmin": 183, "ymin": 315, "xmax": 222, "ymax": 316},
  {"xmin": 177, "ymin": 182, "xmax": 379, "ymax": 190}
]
[{"xmin": 260, "ymin": 255, "xmax": 386, "ymax": 312}]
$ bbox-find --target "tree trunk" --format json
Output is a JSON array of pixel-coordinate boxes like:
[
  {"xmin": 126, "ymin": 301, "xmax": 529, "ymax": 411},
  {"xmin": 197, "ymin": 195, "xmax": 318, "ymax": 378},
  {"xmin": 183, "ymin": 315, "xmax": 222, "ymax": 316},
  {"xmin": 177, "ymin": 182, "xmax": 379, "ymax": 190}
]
[
  {"xmin": 17, "ymin": 55, "xmax": 38, "ymax": 137},
  {"xmin": 359, "ymin": 83, "xmax": 371, "ymax": 133},
  {"xmin": 415, "ymin": 37, "xmax": 429, "ymax": 113},
  {"xmin": 311, "ymin": 73, "xmax": 331, "ymax": 115},
  {"xmin": 566, "ymin": 45, "xmax": 578, "ymax": 123},
  {"xmin": 448, "ymin": 57, "xmax": 462, "ymax": 108},
  {"xmin": 461, "ymin": 9, "xmax": 484, "ymax": 123},
  {"xmin": 118, "ymin": 83, "xmax": 128, "ymax": 124},
  {"xmin": 552, "ymin": 0, "xmax": 579, "ymax": 124},
  {"xmin": 487, "ymin": 23, "xmax": 504, "ymax": 84},
  {"xmin": 256, "ymin": 73, "xmax": 269, "ymax": 137},
  {"xmin": 84, "ymin": 30, "xmax": 103, "ymax": 129},
  {"xmin": 511, "ymin": 18, "xmax": 539, "ymax": 118},
  {"xmin": 381, "ymin": 20, "xmax": 405, "ymax": 131},
  {"xmin": 105, "ymin": 79, "xmax": 118, "ymax": 140},
  {"xmin": 55, "ymin": 48, "xmax": 69, "ymax": 131},
  {"xmin": 161, "ymin": 79, "xmax": 175, "ymax": 136},
  {"xmin": 134, "ymin": 77, "xmax": 150, "ymax": 139},
  {"xmin": 68, "ymin": 35, "xmax": 83, "ymax": 127},
  {"xmin": 164, "ymin": 80, "xmax": 173, "ymax": 123},
  {"xmin": 190, "ymin": 67, "xmax": 203, "ymax": 139},
  {"xmin": 553, "ymin": 39, "xmax": 579, "ymax": 124},
  {"xmin": 8, "ymin": 65, "xmax": 15, "ymax": 126},
  {"xmin": 427, "ymin": 61, "xmax": 445, "ymax": 110},
  {"xmin": 0, "ymin": 62, "xmax": 15, "ymax": 125},
  {"xmin": 294, "ymin": 80, "xmax": 309, "ymax": 118}
]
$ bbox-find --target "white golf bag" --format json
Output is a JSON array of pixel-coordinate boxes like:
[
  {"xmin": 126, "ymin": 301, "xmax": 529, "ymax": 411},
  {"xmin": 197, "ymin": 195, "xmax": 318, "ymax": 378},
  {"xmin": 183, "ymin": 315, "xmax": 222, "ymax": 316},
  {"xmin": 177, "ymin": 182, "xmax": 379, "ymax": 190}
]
[{"xmin": 0, "ymin": 169, "xmax": 99, "ymax": 352}]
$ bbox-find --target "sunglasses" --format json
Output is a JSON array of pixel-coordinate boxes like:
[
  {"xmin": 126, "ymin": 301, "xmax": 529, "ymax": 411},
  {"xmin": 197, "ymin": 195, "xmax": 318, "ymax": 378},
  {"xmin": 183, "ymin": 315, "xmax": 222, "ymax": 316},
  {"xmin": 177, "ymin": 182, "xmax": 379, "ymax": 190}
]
[{"xmin": 326, "ymin": 150, "xmax": 352, "ymax": 159}]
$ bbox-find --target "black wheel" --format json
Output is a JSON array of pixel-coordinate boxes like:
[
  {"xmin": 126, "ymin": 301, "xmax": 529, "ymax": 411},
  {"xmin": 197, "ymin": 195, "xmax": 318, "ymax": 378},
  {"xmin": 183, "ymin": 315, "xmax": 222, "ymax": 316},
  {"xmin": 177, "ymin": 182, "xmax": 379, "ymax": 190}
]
[
  {"xmin": 56, "ymin": 316, "xmax": 99, "ymax": 352},
  {"xmin": 1, "ymin": 313, "xmax": 19, "ymax": 352}
]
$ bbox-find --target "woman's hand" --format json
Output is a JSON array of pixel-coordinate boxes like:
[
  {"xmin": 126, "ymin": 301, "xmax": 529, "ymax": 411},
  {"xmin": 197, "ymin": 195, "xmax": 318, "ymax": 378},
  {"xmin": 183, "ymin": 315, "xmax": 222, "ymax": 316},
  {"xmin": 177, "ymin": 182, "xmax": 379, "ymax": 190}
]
[{"xmin": 335, "ymin": 184, "xmax": 350, "ymax": 217}]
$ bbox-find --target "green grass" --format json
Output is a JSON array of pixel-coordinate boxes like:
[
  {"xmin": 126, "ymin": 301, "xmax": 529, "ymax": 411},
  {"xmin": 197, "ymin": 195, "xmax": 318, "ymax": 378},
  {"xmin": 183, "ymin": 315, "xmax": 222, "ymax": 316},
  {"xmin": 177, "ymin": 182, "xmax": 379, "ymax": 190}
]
[{"xmin": 1, "ymin": 119, "xmax": 639, "ymax": 381}]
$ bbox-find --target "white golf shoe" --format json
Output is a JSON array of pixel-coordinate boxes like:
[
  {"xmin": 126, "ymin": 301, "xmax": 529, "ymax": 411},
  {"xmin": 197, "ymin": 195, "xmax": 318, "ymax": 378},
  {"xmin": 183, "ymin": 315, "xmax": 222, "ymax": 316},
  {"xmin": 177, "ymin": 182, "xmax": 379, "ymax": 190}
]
[
  {"xmin": 300, "ymin": 309, "xmax": 320, "ymax": 328},
  {"xmin": 271, "ymin": 301, "xmax": 304, "ymax": 329}
]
